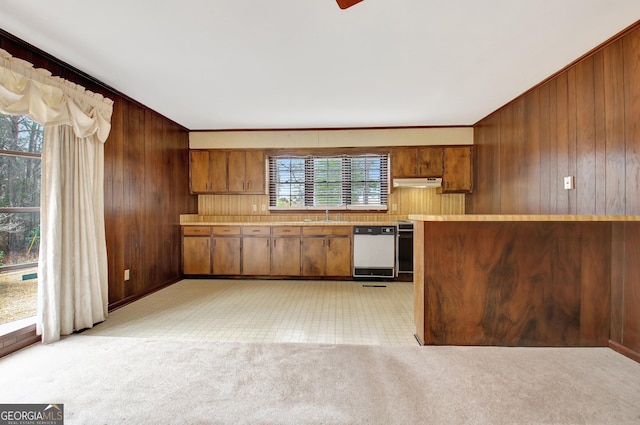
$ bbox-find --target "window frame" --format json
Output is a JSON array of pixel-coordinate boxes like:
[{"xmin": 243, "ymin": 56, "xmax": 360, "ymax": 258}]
[
  {"xmin": 0, "ymin": 114, "xmax": 44, "ymax": 271},
  {"xmin": 268, "ymin": 152, "xmax": 389, "ymax": 211}
]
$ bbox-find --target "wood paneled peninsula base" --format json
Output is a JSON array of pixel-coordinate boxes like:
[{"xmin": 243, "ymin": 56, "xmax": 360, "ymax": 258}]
[{"xmin": 409, "ymin": 215, "xmax": 640, "ymax": 359}]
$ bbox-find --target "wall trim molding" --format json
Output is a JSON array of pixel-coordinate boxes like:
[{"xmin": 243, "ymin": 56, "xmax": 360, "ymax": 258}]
[
  {"xmin": 0, "ymin": 323, "xmax": 40, "ymax": 358},
  {"xmin": 609, "ymin": 340, "xmax": 640, "ymax": 364},
  {"xmin": 108, "ymin": 277, "xmax": 183, "ymax": 312}
]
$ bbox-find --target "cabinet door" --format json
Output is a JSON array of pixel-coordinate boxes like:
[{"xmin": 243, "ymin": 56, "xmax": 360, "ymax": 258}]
[
  {"xmin": 242, "ymin": 237, "xmax": 271, "ymax": 275},
  {"xmin": 209, "ymin": 150, "xmax": 228, "ymax": 192},
  {"xmin": 301, "ymin": 237, "xmax": 326, "ymax": 276},
  {"xmin": 190, "ymin": 151, "xmax": 211, "ymax": 193},
  {"xmin": 271, "ymin": 237, "xmax": 301, "ymax": 276},
  {"xmin": 416, "ymin": 147, "xmax": 443, "ymax": 177},
  {"xmin": 326, "ymin": 236, "xmax": 351, "ymax": 277},
  {"xmin": 244, "ymin": 150, "xmax": 265, "ymax": 193},
  {"xmin": 227, "ymin": 150, "xmax": 246, "ymax": 192},
  {"xmin": 442, "ymin": 147, "xmax": 473, "ymax": 193},
  {"xmin": 391, "ymin": 147, "xmax": 417, "ymax": 177},
  {"xmin": 212, "ymin": 237, "xmax": 241, "ymax": 275},
  {"xmin": 183, "ymin": 236, "xmax": 211, "ymax": 274}
]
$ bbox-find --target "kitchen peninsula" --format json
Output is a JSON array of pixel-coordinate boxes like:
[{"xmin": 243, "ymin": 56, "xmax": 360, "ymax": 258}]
[{"xmin": 409, "ymin": 214, "xmax": 640, "ymax": 350}]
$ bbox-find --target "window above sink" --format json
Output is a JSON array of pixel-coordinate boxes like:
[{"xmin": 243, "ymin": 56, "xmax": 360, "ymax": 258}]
[{"xmin": 268, "ymin": 153, "xmax": 389, "ymax": 211}]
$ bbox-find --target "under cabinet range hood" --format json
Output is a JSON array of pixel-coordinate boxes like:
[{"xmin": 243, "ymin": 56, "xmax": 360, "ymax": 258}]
[{"xmin": 392, "ymin": 177, "xmax": 442, "ymax": 188}]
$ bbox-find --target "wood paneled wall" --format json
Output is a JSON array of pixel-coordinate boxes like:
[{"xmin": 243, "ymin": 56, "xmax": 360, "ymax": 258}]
[
  {"xmin": 468, "ymin": 22, "xmax": 640, "ymax": 359},
  {"xmin": 0, "ymin": 30, "xmax": 197, "ymax": 308},
  {"xmin": 469, "ymin": 24, "xmax": 640, "ymax": 215}
]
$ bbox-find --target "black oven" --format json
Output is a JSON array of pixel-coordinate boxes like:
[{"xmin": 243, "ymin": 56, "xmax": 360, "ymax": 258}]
[{"xmin": 396, "ymin": 220, "xmax": 414, "ymax": 276}]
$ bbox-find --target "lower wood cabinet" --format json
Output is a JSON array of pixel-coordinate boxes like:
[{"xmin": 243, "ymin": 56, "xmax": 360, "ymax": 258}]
[
  {"xmin": 212, "ymin": 226, "xmax": 241, "ymax": 275},
  {"xmin": 301, "ymin": 237, "xmax": 325, "ymax": 276},
  {"xmin": 241, "ymin": 226, "xmax": 271, "ymax": 275},
  {"xmin": 271, "ymin": 227, "xmax": 302, "ymax": 276},
  {"xmin": 301, "ymin": 227, "xmax": 352, "ymax": 277},
  {"xmin": 183, "ymin": 225, "xmax": 352, "ymax": 278},
  {"xmin": 325, "ymin": 236, "xmax": 351, "ymax": 276},
  {"xmin": 182, "ymin": 227, "xmax": 212, "ymax": 274}
]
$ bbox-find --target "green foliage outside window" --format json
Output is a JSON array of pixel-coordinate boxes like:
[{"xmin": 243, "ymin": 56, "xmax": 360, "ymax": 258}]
[
  {"xmin": 0, "ymin": 113, "xmax": 43, "ymax": 267},
  {"xmin": 269, "ymin": 154, "xmax": 387, "ymax": 209}
]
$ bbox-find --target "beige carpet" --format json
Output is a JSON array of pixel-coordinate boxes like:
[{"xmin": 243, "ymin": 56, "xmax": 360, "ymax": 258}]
[{"xmin": 1, "ymin": 335, "xmax": 639, "ymax": 424}]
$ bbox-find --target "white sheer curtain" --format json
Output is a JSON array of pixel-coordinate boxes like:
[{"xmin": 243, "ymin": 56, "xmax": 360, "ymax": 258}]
[{"xmin": 0, "ymin": 49, "xmax": 113, "ymax": 343}]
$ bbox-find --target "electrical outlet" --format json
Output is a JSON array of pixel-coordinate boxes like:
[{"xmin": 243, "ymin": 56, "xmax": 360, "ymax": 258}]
[
  {"xmin": 252, "ymin": 204, "xmax": 257, "ymax": 212},
  {"xmin": 261, "ymin": 204, "xmax": 267, "ymax": 212},
  {"xmin": 563, "ymin": 176, "xmax": 574, "ymax": 190},
  {"xmin": 124, "ymin": 269, "xmax": 130, "ymax": 281},
  {"xmin": 392, "ymin": 203, "xmax": 398, "ymax": 211}
]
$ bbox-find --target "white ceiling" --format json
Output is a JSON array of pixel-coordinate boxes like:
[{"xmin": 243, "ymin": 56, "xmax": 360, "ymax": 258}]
[{"xmin": 0, "ymin": 1, "xmax": 639, "ymax": 130}]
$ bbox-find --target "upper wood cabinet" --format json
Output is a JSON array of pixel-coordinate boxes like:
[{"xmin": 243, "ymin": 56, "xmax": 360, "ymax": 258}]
[
  {"xmin": 228, "ymin": 150, "xmax": 265, "ymax": 193},
  {"xmin": 391, "ymin": 147, "xmax": 443, "ymax": 178},
  {"xmin": 440, "ymin": 146, "xmax": 473, "ymax": 193},
  {"xmin": 190, "ymin": 149, "xmax": 265, "ymax": 194},
  {"xmin": 189, "ymin": 150, "xmax": 227, "ymax": 193}
]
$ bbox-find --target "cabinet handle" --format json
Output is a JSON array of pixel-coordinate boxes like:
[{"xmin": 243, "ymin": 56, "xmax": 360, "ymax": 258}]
[
  {"xmin": 246, "ymin": 181, "xmax": 250, "ymax": 190},
  {"xmin": 273, "ymin": 239, "xmax": 277, "ymax": 247},
  {"xmin": 283, "ymin": 229, "xmax": 291, "ymax": 233},
  {"xmin": 327, "ymin": 239, "xmax": 331, "ymax": 248}
]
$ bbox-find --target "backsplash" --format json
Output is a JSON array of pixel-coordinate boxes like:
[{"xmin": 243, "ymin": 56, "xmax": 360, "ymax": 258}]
[{"xmin": 181, "ymin": 188, "xmax": 464, "ymax": 223}]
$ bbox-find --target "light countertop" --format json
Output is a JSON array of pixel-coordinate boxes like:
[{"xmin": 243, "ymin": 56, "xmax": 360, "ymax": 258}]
[
  {"xmin": 181, "ymin": 221, "xmax": 398, "ymax": 226},
  {"xmin": 408, "ymin": 214, "xmax": 640, "ymax": 222}
]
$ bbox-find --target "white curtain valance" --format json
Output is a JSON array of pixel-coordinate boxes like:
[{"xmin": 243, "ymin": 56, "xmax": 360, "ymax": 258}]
[
  {"xmin": 0, "ymin": 48, "xmax": 113, "ymax": 142},
  {"xmin": 0, "ymin": 48, "xmax": 112, "ymax": 343}
]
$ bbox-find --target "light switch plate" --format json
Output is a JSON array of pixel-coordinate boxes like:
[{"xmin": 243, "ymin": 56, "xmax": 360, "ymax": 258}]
[
  {"xmin": 124, "ymin": 269, "xmax": 130, "ymax": 281},
  {"xmin": 564, "ymin": 176, "xmax": 574, "ymax": 190}
]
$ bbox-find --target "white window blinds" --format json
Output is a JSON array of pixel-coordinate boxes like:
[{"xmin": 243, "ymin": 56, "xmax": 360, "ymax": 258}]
[{"xmin": 269, "ymin": 154, "xmax": 388, "ymax": 209}]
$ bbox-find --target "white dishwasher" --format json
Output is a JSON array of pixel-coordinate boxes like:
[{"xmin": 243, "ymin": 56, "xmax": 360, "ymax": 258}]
[{"xmin": 353, "ymin": 225, "xmax": 396, "ymax": 278}]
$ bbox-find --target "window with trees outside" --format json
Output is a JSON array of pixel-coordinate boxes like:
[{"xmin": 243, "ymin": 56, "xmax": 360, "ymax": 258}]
[
  {"xmin": 269, "ymin": 153, "xmax": 388, "ymax": 210},
  {"xmin": 0, "ymin": 113, "xmax": 43, "ymax": 326}
]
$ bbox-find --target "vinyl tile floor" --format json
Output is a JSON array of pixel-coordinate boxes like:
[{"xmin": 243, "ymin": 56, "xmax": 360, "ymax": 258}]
[{"xmin": 85, "ymin": 279, "xmax": 419, "ymax": 346}]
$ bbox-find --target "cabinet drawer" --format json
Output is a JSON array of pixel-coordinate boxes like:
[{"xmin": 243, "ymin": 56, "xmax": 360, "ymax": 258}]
[
  {"xmin": 183, "ymin": 226, "xmax": 211, "ymax": 236},
  {"xmin": 302, "ymin": 226, "xmax": 352, "ymax": 236},
  {"xmin": 272, "ymin": 226, "xmax": 301, "ymax": 236},
  {"xmin": 212, "ymin": 226, "xmax": 241, "ymax": 236},
  {"xmin": 242, "ymin": 226, "xmax": 271, "ymax": 236}
]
